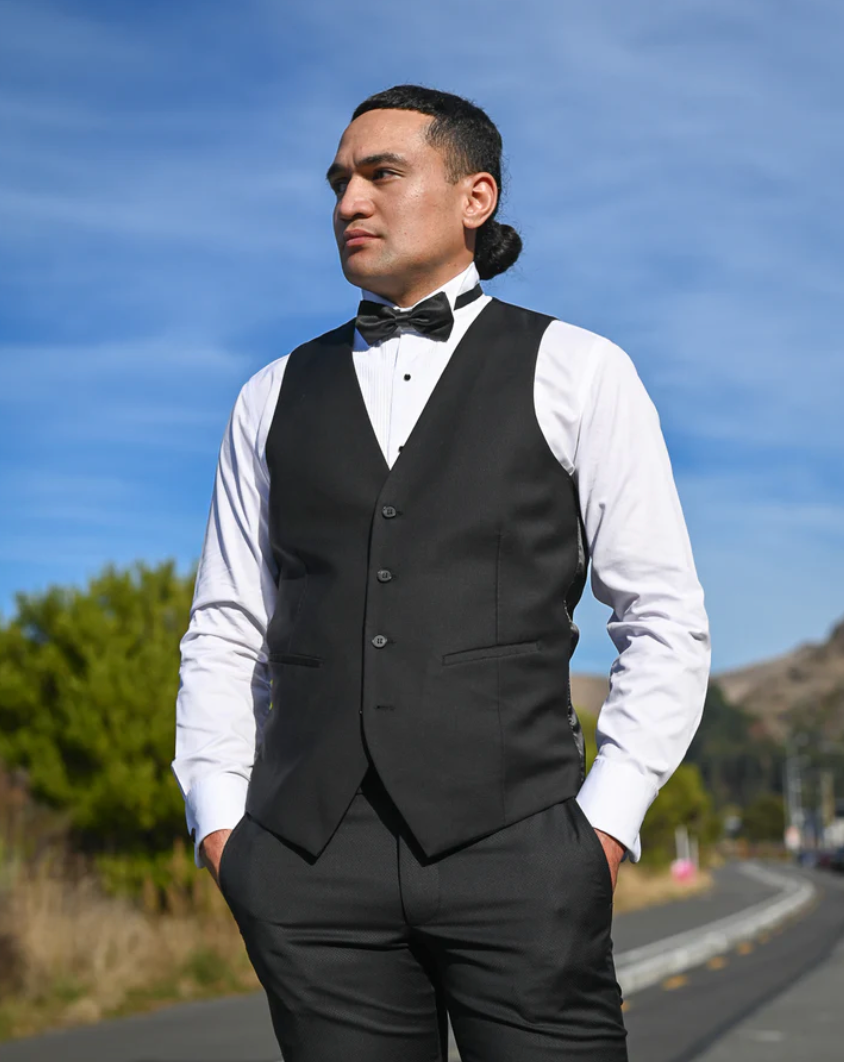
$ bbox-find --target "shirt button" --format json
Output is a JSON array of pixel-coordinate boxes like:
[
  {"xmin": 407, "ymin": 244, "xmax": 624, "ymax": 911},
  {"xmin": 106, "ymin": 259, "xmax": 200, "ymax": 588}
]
[
  {"xmin": 376, "ymin": 569, "xmax": 393, "ymax": 582},
  {"xmin": 371, "ymin": 634, "xmax": 389, "ymax": 648},
  {"xmin": 382, "ymin": 505, "xmax": 397, "ymax": 518}
]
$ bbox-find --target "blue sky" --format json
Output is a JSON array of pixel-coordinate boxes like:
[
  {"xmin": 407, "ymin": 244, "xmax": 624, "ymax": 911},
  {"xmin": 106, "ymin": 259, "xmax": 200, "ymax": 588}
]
[{"xmin": 1, "ymin": 0, "xmax": 842, "ymax": 675}]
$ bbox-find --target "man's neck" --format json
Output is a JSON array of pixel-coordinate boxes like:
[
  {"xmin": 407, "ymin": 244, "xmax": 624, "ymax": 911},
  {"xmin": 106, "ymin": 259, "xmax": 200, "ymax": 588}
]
[{"xmin": 366, "ymin": 258, "xmax": 475, "ymax": 310}]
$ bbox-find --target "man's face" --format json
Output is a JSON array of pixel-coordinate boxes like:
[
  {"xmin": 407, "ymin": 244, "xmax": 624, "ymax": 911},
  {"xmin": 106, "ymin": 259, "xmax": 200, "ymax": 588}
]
[{"xmin": 327, "ymin": 109, "xmax": 469, "ymax": 302}]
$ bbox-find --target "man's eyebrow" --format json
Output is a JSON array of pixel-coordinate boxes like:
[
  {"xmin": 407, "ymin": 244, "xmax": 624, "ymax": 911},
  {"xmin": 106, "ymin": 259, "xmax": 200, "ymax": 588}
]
[{"xmin": 325, "ymin": 153, "xmax": 409, "ymax": 183}]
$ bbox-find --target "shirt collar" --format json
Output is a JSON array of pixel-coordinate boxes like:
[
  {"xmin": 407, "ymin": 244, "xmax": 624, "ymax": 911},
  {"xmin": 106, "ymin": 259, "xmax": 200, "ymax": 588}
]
[{"xmin": 359, "ymin": 261, "xmax": 480, "ymax": 313}]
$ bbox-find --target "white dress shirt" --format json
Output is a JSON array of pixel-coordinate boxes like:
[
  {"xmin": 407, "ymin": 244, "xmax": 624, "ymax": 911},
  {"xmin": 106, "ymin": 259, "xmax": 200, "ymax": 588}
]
[{"xmin": 173, "ymin": 261, "xmax": 711, "ymax": 866}]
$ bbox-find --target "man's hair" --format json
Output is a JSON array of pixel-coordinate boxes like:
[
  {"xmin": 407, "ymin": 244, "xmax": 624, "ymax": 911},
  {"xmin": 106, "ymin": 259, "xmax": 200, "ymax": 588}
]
[{"xmin": 352, "ymin": 85, "xmax": 522, "ymax": 281}]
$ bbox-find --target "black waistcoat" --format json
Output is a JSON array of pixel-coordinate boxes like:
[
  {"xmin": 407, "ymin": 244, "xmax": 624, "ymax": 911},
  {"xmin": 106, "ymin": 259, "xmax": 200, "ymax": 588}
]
[{"xmin": 245, "ymin": 298, "xmax": 589, "ymax": 859}]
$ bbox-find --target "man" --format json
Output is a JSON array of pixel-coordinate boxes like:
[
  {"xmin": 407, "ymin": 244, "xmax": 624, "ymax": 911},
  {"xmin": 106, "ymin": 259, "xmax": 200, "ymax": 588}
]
[{"xmin": 173, "ymin": 85, "xmax": 710, "ymax": 1061}]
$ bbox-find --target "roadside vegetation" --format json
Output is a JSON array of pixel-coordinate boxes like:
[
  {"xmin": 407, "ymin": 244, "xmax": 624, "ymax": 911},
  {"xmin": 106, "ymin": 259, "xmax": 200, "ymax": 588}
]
[
  {"xmin": 0, "ymin": 817, "xmax": 257, "ymax": 1040},
  {"xmin": 0, "ymin": 795, "xmax": 710, "ymax": 1041},
  {"xmin": 0, "ymin": 562, "xmax": 777, "ymax": 1041}
]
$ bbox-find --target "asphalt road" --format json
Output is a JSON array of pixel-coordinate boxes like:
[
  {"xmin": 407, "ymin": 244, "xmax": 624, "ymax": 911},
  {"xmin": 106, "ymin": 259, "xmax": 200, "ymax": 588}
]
[
  {"xmin": 692, "ymin": 914, "xmax": 844, "ymax": 1062},
  {"xmin": 613, "ymin": 860, "xmax": 781, "ymax": 954},
  {"xmin": 0, "ymin": 862, "xmax": 840, "ymax": 1062},
  {"xmin": 623, "ymin": 864, "xmax": 844, "ymax": 1062}
]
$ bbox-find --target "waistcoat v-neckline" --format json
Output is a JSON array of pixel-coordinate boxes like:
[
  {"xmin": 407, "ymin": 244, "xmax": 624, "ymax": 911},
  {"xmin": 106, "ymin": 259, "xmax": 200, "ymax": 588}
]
[{"xmin": 340, "ymin": 298, "xmax": 496, "ymax": 482}]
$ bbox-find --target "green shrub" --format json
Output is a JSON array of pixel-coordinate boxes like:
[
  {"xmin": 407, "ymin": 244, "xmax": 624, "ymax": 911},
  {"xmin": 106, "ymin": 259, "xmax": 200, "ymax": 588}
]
[
  {"xmin": 740, "ymin": 793, "xmax": 785, "ymax": 842},
  {"xmin": 0, "ymin": 562, "xmax": 194, "ymax": 866}
]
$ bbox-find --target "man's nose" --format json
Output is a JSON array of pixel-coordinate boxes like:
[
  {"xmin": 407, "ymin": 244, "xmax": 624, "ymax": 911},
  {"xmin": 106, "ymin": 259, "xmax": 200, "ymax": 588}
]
[{"xmin": 336, "ymin": 176, "xmax": 373, "ymax": 221}]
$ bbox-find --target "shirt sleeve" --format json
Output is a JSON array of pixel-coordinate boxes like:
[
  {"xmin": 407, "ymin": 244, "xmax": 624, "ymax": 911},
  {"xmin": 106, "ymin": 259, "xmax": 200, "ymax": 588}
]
[
  {"xmin": 171, "ymin": 364, "xmax": 283, "ymax": 866},
  {"xmin": 562, "ymin": 334, "xmax": 711, "ymax": 862}
]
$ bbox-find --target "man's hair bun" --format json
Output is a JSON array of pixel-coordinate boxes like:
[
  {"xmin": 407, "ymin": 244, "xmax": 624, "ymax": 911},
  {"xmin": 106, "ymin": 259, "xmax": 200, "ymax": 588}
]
[{"xmin": 474, "ymin": 219, "xmax": 523, "ymax": 280}]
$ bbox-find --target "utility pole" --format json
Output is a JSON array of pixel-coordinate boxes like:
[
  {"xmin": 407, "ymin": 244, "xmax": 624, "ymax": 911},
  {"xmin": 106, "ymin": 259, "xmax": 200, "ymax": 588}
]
[
  {"xmin": 784, "ymin": 732, "xmax": 807, "ymax": 853},
  {"xmin": 820, "ymin": 770, "xmax": 835, "ymax": 848}
]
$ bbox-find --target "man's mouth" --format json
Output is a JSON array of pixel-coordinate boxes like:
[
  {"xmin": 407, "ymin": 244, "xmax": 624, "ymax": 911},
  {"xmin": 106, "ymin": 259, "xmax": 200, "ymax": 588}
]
[{"xmin": 343, "ymin": 229, "xmax": 378, "ymax": 248}]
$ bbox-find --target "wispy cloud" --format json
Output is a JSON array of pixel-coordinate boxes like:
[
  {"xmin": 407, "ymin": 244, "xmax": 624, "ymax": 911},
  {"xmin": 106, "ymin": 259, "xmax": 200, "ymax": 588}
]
[
  {"xmin": 1, "ymin": 0, "xmax": 842, "ymax": 671},
  {"xmin": 0, "ymin": 335, "xmax": 240, "ymax": 389}
]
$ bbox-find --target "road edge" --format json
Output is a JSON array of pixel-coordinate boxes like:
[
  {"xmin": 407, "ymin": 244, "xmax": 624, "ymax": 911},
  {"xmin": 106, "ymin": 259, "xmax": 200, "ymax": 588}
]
[{"xmin": 615, "ymin": 862, "xmax": 816, "ymax": 997}]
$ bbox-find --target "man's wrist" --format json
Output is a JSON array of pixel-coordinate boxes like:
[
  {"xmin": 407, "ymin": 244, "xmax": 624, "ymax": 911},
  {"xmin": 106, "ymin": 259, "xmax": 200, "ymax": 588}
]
[
  {"xmin": 594, "ymin": 827, "xmax": 626, "ymax": 862},
  {"xmin": 576, "ymin": 757, "xmax": 656, "ymax": 864},
  {"xmin": 187, "ymin": 773, "xmax": 250, "ymax": 867},
  {"xmin": 199, "ymin": 827, "xmax": 233, "ymax": 884}
]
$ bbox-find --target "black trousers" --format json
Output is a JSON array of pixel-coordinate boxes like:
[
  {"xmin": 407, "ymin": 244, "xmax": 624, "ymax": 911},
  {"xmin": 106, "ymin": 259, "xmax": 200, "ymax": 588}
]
[{"xmin": 219, "ymin": 769, "xmax": 628, "ymax": 1061}]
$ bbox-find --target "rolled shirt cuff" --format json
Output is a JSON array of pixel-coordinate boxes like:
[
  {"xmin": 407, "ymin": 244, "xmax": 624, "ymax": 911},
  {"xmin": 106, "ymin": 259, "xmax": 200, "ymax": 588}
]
[
  {"xmin": 185, "ymin": 772, "xmax": 250, "ymax": 868},
  {"xmin": 575, "ymin": 755, "xmax": 659, "ymax": 864}
]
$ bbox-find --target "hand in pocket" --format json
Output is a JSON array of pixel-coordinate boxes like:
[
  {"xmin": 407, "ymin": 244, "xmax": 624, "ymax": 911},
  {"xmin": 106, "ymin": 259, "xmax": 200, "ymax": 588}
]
[{"xmin": 200, "ymin": 828, "xmax": 234, "ymax": 889}]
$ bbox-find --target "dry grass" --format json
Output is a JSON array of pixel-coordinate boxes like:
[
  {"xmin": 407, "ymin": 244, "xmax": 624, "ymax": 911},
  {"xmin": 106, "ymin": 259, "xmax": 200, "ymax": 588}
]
[
  {"xmin": 0, "ymin": 850, "xmax": 258, "ymax": 1041},
  {"xmin": 0, "ymin": 766, "xmax": 713, "ymax": 1048},
  {"xmin": 0, "ymin": 855, "xmax": 714, "ymax": 1041},
  {"xmin": 614, "ymin": 861, "xmax": 713, "ymax": 914}
]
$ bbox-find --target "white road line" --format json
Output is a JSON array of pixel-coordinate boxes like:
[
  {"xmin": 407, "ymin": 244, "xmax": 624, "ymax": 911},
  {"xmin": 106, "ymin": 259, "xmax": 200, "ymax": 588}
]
[{"xmin": 615, "ymin": 862, "xmax": 816, "ymax": 996}]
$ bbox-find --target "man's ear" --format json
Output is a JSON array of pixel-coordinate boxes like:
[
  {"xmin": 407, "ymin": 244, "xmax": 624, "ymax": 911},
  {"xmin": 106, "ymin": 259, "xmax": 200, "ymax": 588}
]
[{"xmin": 463, "ymin": 172, "xmax": 498, "ymax": 231}]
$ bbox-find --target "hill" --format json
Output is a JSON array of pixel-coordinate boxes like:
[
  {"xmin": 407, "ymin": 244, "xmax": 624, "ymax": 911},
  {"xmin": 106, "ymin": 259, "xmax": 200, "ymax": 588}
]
[
  {"xmin": 571, "ymin": 614, "xmax": 844, "ymax": 743},
  {"xmin": 717, "ymin": 616, "xmax": 844, "ymax": 740},
  {"xmin": 570, "ymin": 673, "xmax": 610, "ymax": 717}
]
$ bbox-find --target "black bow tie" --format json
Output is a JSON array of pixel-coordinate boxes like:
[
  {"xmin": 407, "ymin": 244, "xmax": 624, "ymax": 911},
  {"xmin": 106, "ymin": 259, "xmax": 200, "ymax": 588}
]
[{"xmin": 355, "ymin": 284, "xmax": 483, "ymax": 346}]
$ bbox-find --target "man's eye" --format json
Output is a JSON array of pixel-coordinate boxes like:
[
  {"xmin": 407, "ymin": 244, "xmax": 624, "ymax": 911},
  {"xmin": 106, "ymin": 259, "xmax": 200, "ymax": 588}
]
[
  {"xmin": 373, "ymin": 169, "xmax": 397, "ymax": 180},
  {"xmin": 331, "ymin": 181, "xmax": 348, "ymax": 196}
]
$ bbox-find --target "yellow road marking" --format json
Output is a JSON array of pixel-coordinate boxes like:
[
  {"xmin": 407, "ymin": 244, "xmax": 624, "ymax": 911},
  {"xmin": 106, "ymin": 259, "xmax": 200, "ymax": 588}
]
[
  {"xmin": 707, "ymin": 955, "xmax": 728, "ymax": 969},
  {"xmin": 736, "ymin": 941, "xmax": 754, "ymax": 955},
  {"xmin": 662, "ymin": 975, "xmax": 688, "ymax": 991}
]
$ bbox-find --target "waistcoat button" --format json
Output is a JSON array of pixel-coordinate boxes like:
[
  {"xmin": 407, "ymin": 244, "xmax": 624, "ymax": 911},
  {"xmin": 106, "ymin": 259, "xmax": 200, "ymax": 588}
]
[
  {"xmin": 371, "ymin": 634, "xmax": 389, "ymax": 648},
  {"xmin": 376, "ymin": 569, "xmax": 393, "ymax": 582},
  {"xmin": 381, "ymin": 505, "xmax": 397, "ymax": 518}
]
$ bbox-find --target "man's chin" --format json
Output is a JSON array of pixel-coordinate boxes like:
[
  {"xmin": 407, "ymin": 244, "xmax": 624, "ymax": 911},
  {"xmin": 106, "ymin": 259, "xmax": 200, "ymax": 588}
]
[{"xmin": 340, "ymin": 251, "xmax": 387, "ymax": 289}]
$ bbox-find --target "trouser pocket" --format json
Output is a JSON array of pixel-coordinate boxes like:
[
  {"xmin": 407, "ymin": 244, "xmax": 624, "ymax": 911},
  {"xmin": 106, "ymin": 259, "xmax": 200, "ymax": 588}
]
[{"xmin": 217, "ymin": 814, "xmax": 249, "ymax": 901}]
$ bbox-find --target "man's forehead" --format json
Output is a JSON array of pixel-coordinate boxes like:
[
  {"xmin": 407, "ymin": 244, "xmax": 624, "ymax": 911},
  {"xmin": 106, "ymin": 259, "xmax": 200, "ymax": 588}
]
[{"xmin": 333, "ymin": 109, "xmax": 432, "ymax": 162}]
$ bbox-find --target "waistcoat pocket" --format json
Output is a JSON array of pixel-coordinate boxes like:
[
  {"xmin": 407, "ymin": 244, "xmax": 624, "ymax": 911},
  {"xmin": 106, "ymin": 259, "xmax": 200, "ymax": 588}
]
[
  {"xmin": 268, "ymin": 651, "xmax": 323, "ymax": 668},
  {"xmin": 442, "ymin": 639, "xmax": 540, "ymax": 666}
]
